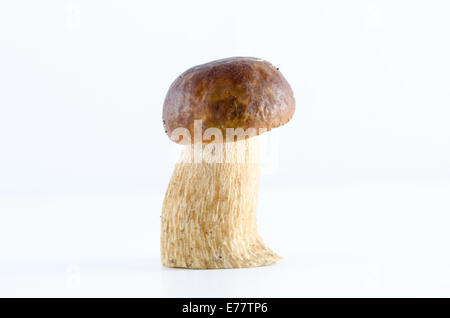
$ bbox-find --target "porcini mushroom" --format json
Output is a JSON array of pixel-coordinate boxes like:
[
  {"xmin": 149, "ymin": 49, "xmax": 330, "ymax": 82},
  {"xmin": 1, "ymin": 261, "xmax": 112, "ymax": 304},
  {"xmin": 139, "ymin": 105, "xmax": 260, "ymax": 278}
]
[{"xmin": 161, "ymin": 57, "xmax": 295, "ymax": 269}]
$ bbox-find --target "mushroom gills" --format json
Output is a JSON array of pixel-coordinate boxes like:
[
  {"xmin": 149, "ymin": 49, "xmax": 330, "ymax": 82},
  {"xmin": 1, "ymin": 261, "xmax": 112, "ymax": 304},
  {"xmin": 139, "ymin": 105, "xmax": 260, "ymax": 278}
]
[{"xmin": 161, "ymin": 136, "xmax": 281, "ymax": 269}]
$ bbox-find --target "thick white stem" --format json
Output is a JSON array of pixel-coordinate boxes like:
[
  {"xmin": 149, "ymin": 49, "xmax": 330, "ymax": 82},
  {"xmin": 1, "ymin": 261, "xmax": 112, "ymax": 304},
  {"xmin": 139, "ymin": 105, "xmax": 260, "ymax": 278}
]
[{"xmin": 161, "ymin": 137, "xmax": 281, "ymax": 269}]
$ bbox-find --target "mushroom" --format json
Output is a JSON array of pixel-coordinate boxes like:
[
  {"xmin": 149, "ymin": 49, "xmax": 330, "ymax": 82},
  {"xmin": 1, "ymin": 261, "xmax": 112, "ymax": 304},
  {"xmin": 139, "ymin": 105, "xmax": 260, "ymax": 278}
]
[{"xmin": 161, "ymin": 57, "xmax": 295, "ymax": 269}]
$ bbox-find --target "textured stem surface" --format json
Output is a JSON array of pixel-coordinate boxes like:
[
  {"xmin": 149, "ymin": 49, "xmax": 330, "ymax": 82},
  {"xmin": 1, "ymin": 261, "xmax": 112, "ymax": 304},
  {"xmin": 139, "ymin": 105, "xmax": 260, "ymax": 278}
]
[{"xmin": 161, "ymin": 137, "xmax": 281, "ymax": 269}]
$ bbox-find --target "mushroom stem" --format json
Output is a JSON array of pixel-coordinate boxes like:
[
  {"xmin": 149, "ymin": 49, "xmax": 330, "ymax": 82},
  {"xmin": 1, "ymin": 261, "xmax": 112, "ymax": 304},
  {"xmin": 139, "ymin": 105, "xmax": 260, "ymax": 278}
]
[{"xmin": 161, "ymin": 136, "xmax": 281, "ymax": 269}]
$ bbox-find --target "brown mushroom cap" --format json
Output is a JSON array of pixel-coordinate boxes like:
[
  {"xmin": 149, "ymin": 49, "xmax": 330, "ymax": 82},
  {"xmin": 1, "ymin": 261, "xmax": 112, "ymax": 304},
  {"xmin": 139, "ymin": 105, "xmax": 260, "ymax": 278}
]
[{"xmin": 163, "ymin": 57, "xmax": 295, "ymax": 143}]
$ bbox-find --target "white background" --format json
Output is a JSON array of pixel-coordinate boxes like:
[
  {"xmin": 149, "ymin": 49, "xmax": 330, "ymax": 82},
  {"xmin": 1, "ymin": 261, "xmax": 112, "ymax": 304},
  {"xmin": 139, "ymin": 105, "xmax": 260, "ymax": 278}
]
[{"xmin": 1, "ymin": 0, "xmax": 450, "ymax": 297}]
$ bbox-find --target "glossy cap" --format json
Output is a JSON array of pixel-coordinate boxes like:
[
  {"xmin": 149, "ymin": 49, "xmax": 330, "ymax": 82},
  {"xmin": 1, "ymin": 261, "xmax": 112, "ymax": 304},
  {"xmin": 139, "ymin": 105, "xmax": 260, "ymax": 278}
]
[{"xmin": 163, "ymin": 57, "xmax": 295, "ymax": 143}]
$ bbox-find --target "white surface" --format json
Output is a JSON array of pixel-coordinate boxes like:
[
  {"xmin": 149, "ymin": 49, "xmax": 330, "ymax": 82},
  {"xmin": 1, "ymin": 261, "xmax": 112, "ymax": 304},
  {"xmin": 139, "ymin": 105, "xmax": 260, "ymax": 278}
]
[
  {"xmin": 2, "ymin": 183, "xmax": 450, "ymax": 297},
  {"xmin": 1, "ymin": 1, "xmax": 450, "ymax": 297}
]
